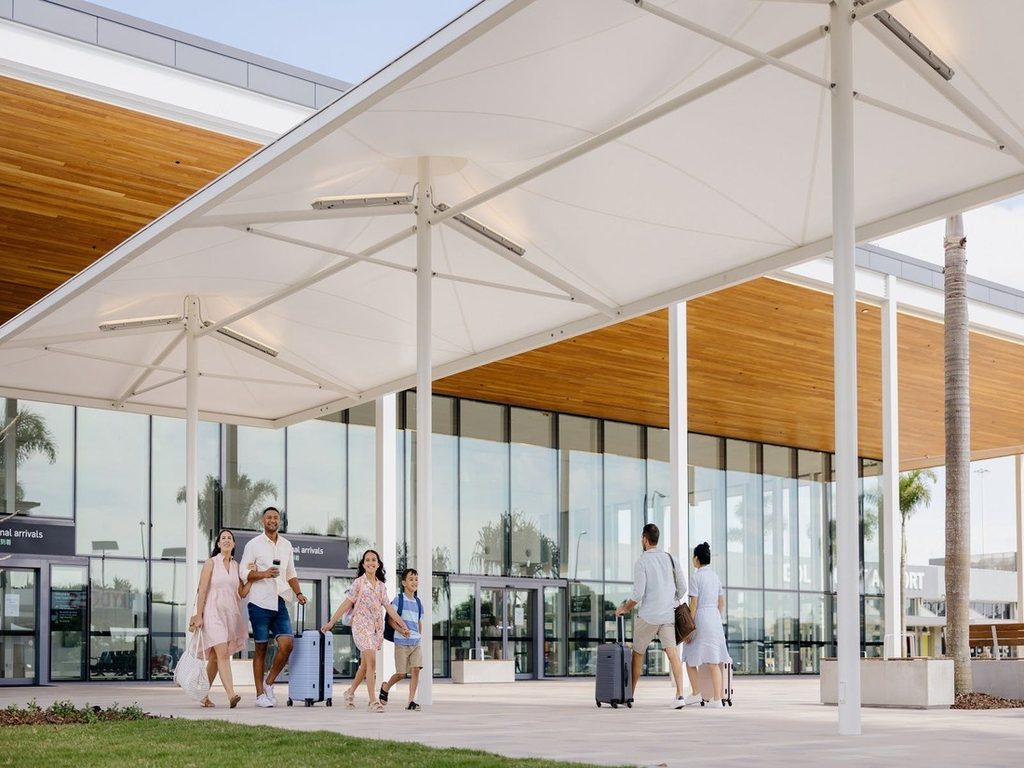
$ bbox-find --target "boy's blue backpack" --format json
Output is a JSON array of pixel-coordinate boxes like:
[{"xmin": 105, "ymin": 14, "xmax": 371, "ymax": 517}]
[{"xmin": 384, "ymin": 593, "xmax": 424, "ymax": 642}]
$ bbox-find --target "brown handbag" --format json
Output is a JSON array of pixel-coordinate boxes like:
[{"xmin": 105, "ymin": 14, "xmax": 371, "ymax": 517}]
[{"xmin": 668, "ymin": 553, "xmax": 696, "ymax": 643}]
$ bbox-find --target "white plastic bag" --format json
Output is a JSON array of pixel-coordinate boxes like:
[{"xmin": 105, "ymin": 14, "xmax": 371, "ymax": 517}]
[{"xmin": 173, "ymin": 628, "xmax": 211, "ymax": 702}]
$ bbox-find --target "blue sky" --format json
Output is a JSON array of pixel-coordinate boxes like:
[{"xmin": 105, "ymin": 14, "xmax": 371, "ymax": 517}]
[{"xmin": 84, "ymin": 0, "xmax": 1022, "ymax": 567}]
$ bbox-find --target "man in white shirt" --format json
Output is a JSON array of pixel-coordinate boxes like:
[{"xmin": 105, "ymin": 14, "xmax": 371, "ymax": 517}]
[
  {"xmin": 240, "ymin": 506, "xmax": 307, "ymax": 708},
  {"xmin": 615, "ymin": 523, "xmax": 693, "ymax": 709}
]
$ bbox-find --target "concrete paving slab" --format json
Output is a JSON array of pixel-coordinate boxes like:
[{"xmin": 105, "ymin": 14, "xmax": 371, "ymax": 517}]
[{"xmin": 2, "ymin": 676, "xmax": 1022, "ymax": 767}]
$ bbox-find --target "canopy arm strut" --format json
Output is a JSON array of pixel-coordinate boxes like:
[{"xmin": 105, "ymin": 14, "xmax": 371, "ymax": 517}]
[
  {"xmin": 624, "ymin": 0, "xmax": 831, "ymax": 90},
  {"xmin": 193, "ymin": 205, "xmax": 414, "ymax": 229},
  {"xmin": 207, "ymin": 331, "xmax": 361, "ymax": 398},
  {"xmin": 431, "ymin": 25, "xmax": 828, "ymax": 227},
  {"xmin": 853, "ymin": 93, "xmax": 1003, "ymax": 151},
  {"xmin": 113, "ymin": 330, "xmax": 186, "ymax": 408},
  {"xmin": 198, "ymin": 226, "xmax": 417, "ymax": 338},
  {"xmin": 863, "ymin": 17, "xmax": 1024, "ymax": 165},
  {"xmin": 0, "ymin": 323, "xmax": 185, "ymax": 350},
  {"xmin": 434, "ymin": 271, "xmax": 575, "ymax": 303},
  {"xmin": 438, "ymin": 219, "xmax": 617, "ymax": 317},
  {"xmin": 42, "ymin": 345, "xmax": 183, "ymax": 374}
]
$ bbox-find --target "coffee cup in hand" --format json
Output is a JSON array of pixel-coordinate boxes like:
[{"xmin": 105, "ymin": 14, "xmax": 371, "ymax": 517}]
[{"xmin": 270, "ymin": 558, "xmax": 281, "ymax": 577}]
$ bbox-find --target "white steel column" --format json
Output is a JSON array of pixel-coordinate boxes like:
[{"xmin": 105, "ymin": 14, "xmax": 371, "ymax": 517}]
[
  {"xmin": 881, "ymin": 275, "xmax": 901, "ymax": 656},
  {"xmin": 376, "ymin": 393, "xmax": 398, "ymax": 681},
  {"xmin": 1016, "ymin": 456, "xmax": 1024, "ymax": 648},
  {"xmin": 414, "ymin": 158, "xmax": 434, "ymax": 704},
  {"xmin": 668, "ymin": 303, "xmax": 689, "ymax": 562},
  {"xmin": 831, "ymin": 0, "xmax": 862, "ymax": 735},
  {"xmin": 184, "ymin": 295, "xmax": 201, "ymax": 626}
]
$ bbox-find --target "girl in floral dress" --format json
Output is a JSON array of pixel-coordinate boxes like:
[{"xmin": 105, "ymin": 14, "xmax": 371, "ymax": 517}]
[{"xmin": 322, "ymin": 549, "xmax": 409, "ymax": 712}]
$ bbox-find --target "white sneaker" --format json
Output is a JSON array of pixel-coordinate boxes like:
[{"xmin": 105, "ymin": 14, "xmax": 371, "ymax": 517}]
[
  {"xmin": 255, "ymin": 694, "xmax": 274, "ymax": 708},
  {"xmin": 704, "ymin": 699, "xmax": 724, "ymax": 710},
  {"xmin": 683, "ymin": 694, "xmax": 703, "ymax": 707},
  {"xmin": 671, "ymin": 695, "xmax": 686, "ymax": 709},
  {"xmin": 263, "ymin": 679, "xmax": 278, "ymax": 705}
]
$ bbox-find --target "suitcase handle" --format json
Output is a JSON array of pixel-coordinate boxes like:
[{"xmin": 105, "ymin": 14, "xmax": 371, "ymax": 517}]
[
  {"xmin": 617, "ymin": 614, "xmax": 626, "ymax": 644},
  {"xmin": 296, "ymin": 601, "xmax": 306, "ymax": 633}
]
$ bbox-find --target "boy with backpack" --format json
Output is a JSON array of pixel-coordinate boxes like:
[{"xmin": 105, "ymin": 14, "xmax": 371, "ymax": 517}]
[{"xmin": 379, "ymin": 568, "xmax": 424, "ymax": 710}]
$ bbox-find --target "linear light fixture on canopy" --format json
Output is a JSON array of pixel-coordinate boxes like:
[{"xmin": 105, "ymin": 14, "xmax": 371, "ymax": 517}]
[
  {"xmin": 98, "ymin": 314, "xmax": 182, "ymax": 332},
  {"xmin": 310, "ymin": 193, "xmax": 413, "ymax": 210},
  {"xmin": 204, "ymin": 321, "xmax": 278, "ymax": 357},
  {"xmin": 434, "ymin": 202, "xmax": 526, "ymax": 256},
  {"xmin": 854, "ymin": 1, "xmax": 955, "ymax": 80}
]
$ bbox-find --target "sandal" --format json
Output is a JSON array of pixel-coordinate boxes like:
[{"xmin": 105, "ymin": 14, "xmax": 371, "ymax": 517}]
[
  {"xmin": 344, "ymin": 689, "xmax": 355, "ymax": 709},
  {"xmin": 407, "ymin": 701, "xmax": 421, "ymax": 711},
  {"xmin": 379, "ymin": 684, "xmax": 389, "ymax": 704},
  {"xmin": 229, "ymin": 695, "xmax": 241, "ymax": 709},
  {"xmin": 200, "ymin": 697, "xmax": 215, "ymax": 708},
  {"xmin": 368, "ymin": 700, "xmax": 385, "ymax": 713}
]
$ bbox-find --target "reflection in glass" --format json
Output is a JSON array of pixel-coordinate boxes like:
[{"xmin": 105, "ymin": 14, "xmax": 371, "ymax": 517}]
[
  {"xmin": 347, "ymin": 402, "xmax": 377, "ymax": 567},
  {"xmin": 862, "ymin": 459, "xmax": 883, "ymax": 596},
  {"xmin": 561, "ymin": 415, "xmax": 601, "ymax": 581},
  {"xmin": 89, "ymin": 559, "xmax": 147, "ymax": 680},
  {"xmin": 329, "ymin": 576, "xmax": 357, "ymax": 678},
  {"xmin": 432, "ymin": 574, "xmax": 451, "ymax": 677},
  {"xmin": 2, "ymin": 399, "xmax": 74, "ymax": 519},
  {"xmin": 764, "ymin": 590, "xmax": 799, "ymax": 674},
  {"xmin": 76, "ymin": 409, "xmax": 149, "ymax": 558},
  {"xmin": 544, "ymin": 586, "xmax": 566, "ymax": 676},
  {"xmin": 50, "ymin": 565, "xmax": 87, "ymax": 681},
  {"xmin": 510, "ymin": 408, "xmax": 558, "ymax": 578},
  {"xmin": 224, "ymin": 425, "xmax": 282, "ymax": 532},
  {"xmin": 797, "ymin": 450, "xmax": 827, "ymax": 592},
  {"xmin": 150, "ymin": 559, "xmax": 186, "ymax": 680},
  {"xmin": 1, "ymin": 569, "xmax": 37, "ymax": 680},
  {"xmin": 286, "ymin": 415, "xmax": 345, "ymax": 536},
  {"xmin": 406, "ymin": 394, "xmax": 459, "ymax": 573},
  {"xmin": 763, "ymin": 445, "xmax": 797, "ymax": 590},
  {"xmin": 604, "ymin": 422, "xmax": 645, "ymax": 582},
  {"xmin": 461, "ymin": 401, "xmax": 509, "ymax": 575},
  {"xmin": 864, "ymin": 595, "xmax": 884, "ymax": 658},
  {"xmin": 568, "ymin": 581, "xmax": 607, "ymax": 676},
  {"xmin": 152, "ymin": 416, "xmax": 220, "ymax": 557},
  {"xmin": 726, "ymin": 588, "xmax": 763, "ymax": 674},
  {"xmin": 646, "ymin": 427, "xmax": 670, "ymax": 546},
  {"xmin": 726, "ymin": 440, "xmax": 763, "ymax": 588},
  {"xmin": 689, "ymin": 434, "xmax": 724, "ymax": 564},
  {"xmin": 799, "ymin": 592, "xmax": 830, "ymax": 673},
  {"xmin": 448, "ymin": 581, "xmax": 474, "ymax": 668}
]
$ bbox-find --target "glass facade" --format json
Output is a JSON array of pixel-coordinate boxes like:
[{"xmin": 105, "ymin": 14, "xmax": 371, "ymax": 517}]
[{"xmin": 1, "ymin": 393, "xmax": 887, "ymax": 682}]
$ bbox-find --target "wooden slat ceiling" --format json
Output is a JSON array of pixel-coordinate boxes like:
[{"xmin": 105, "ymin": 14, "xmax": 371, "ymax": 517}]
[{"xmin": 3, "ymin": 76, "xmax": 1024, "ymax": 468}]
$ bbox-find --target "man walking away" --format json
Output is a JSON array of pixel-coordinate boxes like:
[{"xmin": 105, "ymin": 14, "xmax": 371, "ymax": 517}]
[{"xmin": 614, "ymin": 523, "xmax": 692, "ymax": 709}]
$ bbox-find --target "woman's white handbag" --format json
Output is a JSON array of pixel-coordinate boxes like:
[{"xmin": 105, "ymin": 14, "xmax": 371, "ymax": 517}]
[{"xmin": 173, "ymin": 628, "xmax": 210, "ymax": 702}]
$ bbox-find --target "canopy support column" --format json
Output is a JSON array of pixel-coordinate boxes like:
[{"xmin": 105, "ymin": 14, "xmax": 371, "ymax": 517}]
[
  {"xmin": 831, "ymin": 0, "xmax": 862, "ymax": 736},
  {"xmin": 415, "ymin": 158, "xmax": 434, "ymax": 705},
  {"xmin": 1016, "ymin": 455, "xmax": 1024, "ymax": 654},
  {"xmin": 882, "ymin": 275, "xmax": 902, "ymax": 656},
  {"xmin": 184, "ymin": 295, "xmax": 201, "ymax": 632},
  {"xmin": 668, "ymin": 302, "xmax": 688, "ymax": 564},
  {"xmin": 376, "ymin": 393, "xmax": 398, "ymax": 681}
]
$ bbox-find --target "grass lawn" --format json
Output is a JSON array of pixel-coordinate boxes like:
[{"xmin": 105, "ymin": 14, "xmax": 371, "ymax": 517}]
[{"xmin": 1, "ymin": 718, "xmax": 632, "ymax": 768}]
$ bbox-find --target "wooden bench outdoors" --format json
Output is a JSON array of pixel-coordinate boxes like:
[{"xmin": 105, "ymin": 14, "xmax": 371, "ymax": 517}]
[{"xmin": 968, "ymin": 622, "xmax": 1024, "ymax": 659}]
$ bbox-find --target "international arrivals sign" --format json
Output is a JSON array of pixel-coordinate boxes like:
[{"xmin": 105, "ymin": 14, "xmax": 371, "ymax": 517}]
[{"xmin": 0, "ymin": 519, "xmax": 75, "ymax": 557}]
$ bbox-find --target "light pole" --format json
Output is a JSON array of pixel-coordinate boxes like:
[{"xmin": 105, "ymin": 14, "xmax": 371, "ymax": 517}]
[
  {"xmin": 975, "ymin": 467, "xmax": 990, "ymax": 557},
  {"xmin": 573, "ymin": 530, "xmax": 588, "ymax": 581}
]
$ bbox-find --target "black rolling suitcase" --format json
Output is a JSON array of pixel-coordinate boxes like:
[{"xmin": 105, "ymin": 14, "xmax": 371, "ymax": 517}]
[{"xmin": 595, "ymin": 615, "xmax": 633, "ymax": 709}]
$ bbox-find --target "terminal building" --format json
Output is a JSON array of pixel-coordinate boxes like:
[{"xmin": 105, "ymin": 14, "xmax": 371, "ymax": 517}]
[{"xmin": 2, "ymin": 1, "xmax": 1024, "ymax": 687}]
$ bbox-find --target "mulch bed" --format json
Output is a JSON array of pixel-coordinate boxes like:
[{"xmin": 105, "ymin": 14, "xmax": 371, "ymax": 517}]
[{"xmin": 952, "ymin": 692, "xmax": 1024, "ymax": 710}]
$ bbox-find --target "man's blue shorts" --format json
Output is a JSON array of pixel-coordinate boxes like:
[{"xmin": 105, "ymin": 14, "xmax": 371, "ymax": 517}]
[{"xmin": 248, "ymin": 598, "xmax": 293, "ymax": 643}]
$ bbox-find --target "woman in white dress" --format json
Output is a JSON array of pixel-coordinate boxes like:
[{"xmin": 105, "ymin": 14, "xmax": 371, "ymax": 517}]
[{"xmin": 682, "ymin": 542, "xmax": 732, "ymax": 708}]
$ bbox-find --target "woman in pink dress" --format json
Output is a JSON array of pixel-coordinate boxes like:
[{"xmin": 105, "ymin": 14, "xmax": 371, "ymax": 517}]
[
  {"xmin": 322, "ymin": 549, "xmax": 409, "ymax": 712},
  {"xmin": 189, "ymin": 529, "xmax": 251, "ymax": 708}
]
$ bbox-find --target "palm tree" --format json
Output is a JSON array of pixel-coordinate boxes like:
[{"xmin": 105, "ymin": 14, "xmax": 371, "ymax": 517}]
[
  {"xmin": 176, "ymin": 473, "xmax": 278, "ymax": 547},
  {"xmin": 943, "ymin": 213, "xmax": 972, "ymax": 695},
  {"xmin": 0, "ymin": 407, "xmax": 58, "ymax": 520},
  {"xmin": 899, "ymin": 469, "xmax": 936, "ymax": 648}
]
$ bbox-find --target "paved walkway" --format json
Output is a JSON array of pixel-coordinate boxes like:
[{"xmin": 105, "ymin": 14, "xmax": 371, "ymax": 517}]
[{"xmin": 2, "ymin": 676, "xmax": 1022, "ymax": 767}]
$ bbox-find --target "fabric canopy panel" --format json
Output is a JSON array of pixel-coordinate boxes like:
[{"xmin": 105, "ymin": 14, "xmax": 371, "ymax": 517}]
[{"xmin": 1, "ymin": 0, "xmax": 1022, "ymax": 425}]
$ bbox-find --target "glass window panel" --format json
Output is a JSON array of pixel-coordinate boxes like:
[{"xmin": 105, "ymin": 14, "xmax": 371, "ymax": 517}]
[
  {"xmin": 763, "ymin": 591, "xmax": 799, "ymax": 674},
  {"xmin": 432, "ymin": 574, "xmax": 451, "ymax": 678},
  {"xmin": 460, "ymin": 401, "xmax": 508, "ymax": 575},
  {"xmin": 406, "ymin": 394, "xmax": 459, "ymax": 574},
  {"xmin": 726, "ymin": 588, "xmax": 763, "ymax": 674},
  {"xmin": 50, "ymin": 565, "xmax": 87, "ymax": 681},
  {"xmin": 763, "ymin": 445, "xmax": 797, "ymax": 590},
  {"xmin": 347, "ymin": 410, "xmax": 377, "ymax": 568},
  {"xmin": 151, "ymin": 417, "xmax": 220, "ymax": 559},
  {"xmin": 0, "ymin": 569, "xmax": 36, "ymax": 680},
  {"xmin": 286, "ymin": 415, "xmax": 345, "ymax": 537},
  {"xmin": 89, "ymin": 558, "xmax": 147, "ymax": 680},
  {"xmin": 560, "ymin": 415, "xmax": 601, "ymax": 581},
  {"xmin": 646, "ymin": 429, "xmax": 671, "ymax": 547},
  {"xmin": 510, "ymin": 408, "xmax": 558, "ymax": 578},
  {"xmin": 863, "ymin": 595, "xmax": 884, "ymax": 657},
  {"xmin": 604, "ymin": 422, "xmax": 645, "ymax": 582},
  {"xmin": 726, "ymin": 440, "xmax": 763, "ymax": 588},
  {"xmin": 862, "ymin": 459, "xmax": 883, "ymax": 596},
  {"xmin": 689, "ymin": 434, "xmax": 725, "ymax": 566},
  {"xmin": 329, "ymin": 576, "xmax": 358, "ymax": 678},
  {"xmin": 224, "ymin": 425, "xmax": 283, "ymax": 532},
  {"xmin": 799, "ymin": 593, "xmax": 830, "ymax": 673},
  {"xmin": 149, "ymin": 559, "xmax": 186, "ymax": 680},
  {"xmin": 797, "ymin": 450, "xmax": 827, "ymax": 592},
  {"xmin": 76, "ymin": 409, "xmax": 149, "ymax": 558},
  {"xmin": 544, "ymin": 586, "xmax": 566, "ymax": 676},
  {"xmin": 2, "ymin": 399, "xmax": 74, "ymax": 519},
  {"xmin": 448, "ymin": 581, "xmax": 475, "ymax": 666}
]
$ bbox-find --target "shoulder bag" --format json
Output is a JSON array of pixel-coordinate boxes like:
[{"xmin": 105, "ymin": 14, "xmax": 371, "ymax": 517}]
[{"xmin": 667, "ymin": 553, "xmax": 696, "ymax": 644}]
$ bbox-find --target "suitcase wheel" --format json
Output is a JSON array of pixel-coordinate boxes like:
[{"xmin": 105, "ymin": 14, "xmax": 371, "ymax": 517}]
[
  {"xmin": 610, "ymin": 701, "xmax": 618, "ymax": 709},
  {"xmin": 287, "ymin": 699, "xmax": 293, "ymax": 707},
  {"xmin": 595, "ymin": 699, "xmax": 601, "ymax": 708},
  {"xmin": 305, "ymin": 699, "xmax": 313, "ymax": 707},
  {"xmin": 326, "ymin": 699, "xmax": 333, "ymax": 707},
  {"xmin": 727, "ymin": 700, "xmax": 732, "ymax": 707},
  {"xmin": 626, "ymin": 701, "xmax": 632, "ymax": 708}
]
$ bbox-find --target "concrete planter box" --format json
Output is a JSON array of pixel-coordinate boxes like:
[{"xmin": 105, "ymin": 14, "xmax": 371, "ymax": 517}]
[
  {"xmin": 451, "ymin": 659, "xmax": 515, "ymax": 684},
  {"xmin": 971, "ymin": 659, "xmax": 1024, "ymax": 699},
  {"xmin": 820, "ymin": 658, "xmax": 954, "ymax": 709}
]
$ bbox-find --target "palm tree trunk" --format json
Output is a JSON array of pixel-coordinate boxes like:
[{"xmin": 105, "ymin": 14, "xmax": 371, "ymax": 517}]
[{"xmin": 943, "ymin": 214, "xmax": 972, "ymax": 695}]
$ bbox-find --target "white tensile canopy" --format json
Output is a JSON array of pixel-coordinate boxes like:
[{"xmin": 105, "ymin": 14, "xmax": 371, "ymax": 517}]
[{"xmin": 1, "ymin": 0, "xmax": 1022, "ymax": 727}]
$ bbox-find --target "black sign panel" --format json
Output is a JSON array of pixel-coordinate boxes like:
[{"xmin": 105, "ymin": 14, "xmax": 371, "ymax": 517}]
[
  {"xmin": 232, "ymin": 531, "xmax": 348, "ymax": 571},
  {"xmin": 0, "ymin": 518, "xmax": 75, "ymax": 557}
]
